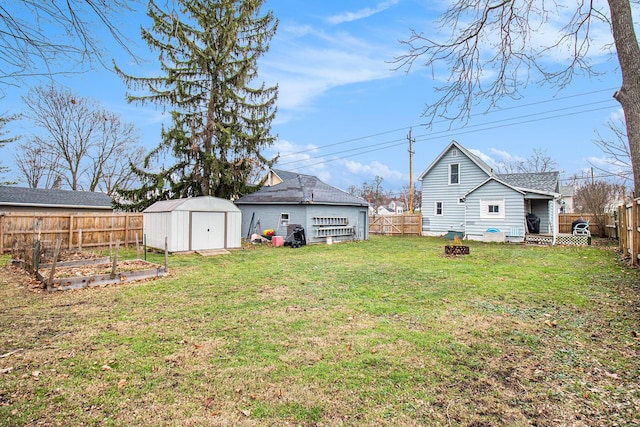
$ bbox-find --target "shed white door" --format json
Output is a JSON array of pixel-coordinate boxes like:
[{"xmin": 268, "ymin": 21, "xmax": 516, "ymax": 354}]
[{"xmin": 191, "ymin": 212, "xmax": 225, "ymax": 250}]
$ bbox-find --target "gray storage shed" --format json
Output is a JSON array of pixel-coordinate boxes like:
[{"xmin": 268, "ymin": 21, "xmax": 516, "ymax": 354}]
[{"xmin": 143, "ymin": 196, "xmax": 241, "ymax": 252}]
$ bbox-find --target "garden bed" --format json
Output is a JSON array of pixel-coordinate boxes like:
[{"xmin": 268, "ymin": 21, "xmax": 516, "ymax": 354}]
[{"xmin": 36, "ymin": 259, "xmax": 167, "ymax": 291}]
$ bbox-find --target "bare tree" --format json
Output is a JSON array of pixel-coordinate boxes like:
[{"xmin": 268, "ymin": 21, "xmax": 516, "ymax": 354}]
[
  {"xmin": 0, "ymin": 1, "xmax": 138, "ymax": 85},
  {"xmin": 19, "ymin": 85, "xmax": 142, "ymax": 193},
  {"xmin": 399, "ymin": 183, "xmax": 421, "ymax": 212},
  {"xmin": 592, "ymin": 115, "xmax": 633, "ymax": 187},
  {"xmin": 14, "ymin": 137, "xmax": 59, "ymax": 188},
  {"xmin": 574, "ymin": 180, "xmax": 622, "ymax": 237},
  {"xmin": 350, "ymin": 176, "xmax": 392, "ymax": 209},
  {"xmin": 84, "ymin": 111, "xmax": 141, "ymax": 193},
  {"xmin": 22, "ymin": 86, "xmax": 99, "ymax": 190},
  {"xmin": 394, "ymin": 0, "xmax": 640, "ymax": 195},
  {"xmin": 494, "ymin": 148, "xmax": 559, "ymax": 173}
]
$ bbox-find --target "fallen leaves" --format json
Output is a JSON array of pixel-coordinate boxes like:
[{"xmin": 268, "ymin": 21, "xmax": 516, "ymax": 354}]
[{"xmin": 204, "ymin": 397, "xmax": 214, "ymax": 408}]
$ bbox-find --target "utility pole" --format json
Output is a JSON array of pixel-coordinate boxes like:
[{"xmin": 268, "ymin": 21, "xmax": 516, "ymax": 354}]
[{"xmin": 408, "ymin": 128, "xmax": 415, "ymax": 213}]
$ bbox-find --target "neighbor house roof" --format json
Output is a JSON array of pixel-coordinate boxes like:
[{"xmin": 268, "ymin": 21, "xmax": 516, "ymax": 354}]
[
  {"xmin": 270, "ymin": 169, "xmax": 300, "ymax": 182},
  {"xmin": 235, "ymin": 174, "xmax": 369, "ymax": 207},
  {"xmin": 497, "ymin": 171, "xmax": 560, "ymax": 194},
  {"xmin": 0, "ymin": 186, "xmax": 113, "ymax": 210},
  {"xmin": 560, "ymin": 185, "xmax": 575, "ymax": 197}
]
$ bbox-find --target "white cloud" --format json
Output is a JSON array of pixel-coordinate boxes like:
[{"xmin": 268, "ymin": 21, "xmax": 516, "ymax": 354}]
[
  {"xmin": 259, "ymin": 9, "xmax": 401, "ymax": 115},
  {"xmin": 326, "ymin": 0, "xmax": 400, "ymax": 25},
  {"xmin": 267, "ymin": 139, "xmax": 332, "ymax": 182},
  {"xmin": 266, "ymin": 139, "xmax": 408, "ymax": 191},
  {"xmin": 261, "ymin": 31, "xmax": 394, "ymax": 111},
  {"xmin": 339, "ymin": 159, "xmax": 405, "ymax": 183}
]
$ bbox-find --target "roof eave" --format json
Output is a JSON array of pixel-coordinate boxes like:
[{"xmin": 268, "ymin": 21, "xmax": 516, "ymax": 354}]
[{"xmin": 0, "ymin": 202, "xmax": 112, "ymax": 210}]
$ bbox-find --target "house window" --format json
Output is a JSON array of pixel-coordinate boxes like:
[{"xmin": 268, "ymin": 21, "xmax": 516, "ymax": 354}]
[
  {"xmin": 280, "ymin": 213, "xmax": 290, "ymax": 226},
  {"xmin": 449, "ymin": 164, "xmax": 460, "ymax": 185},
  {"xmin": 480, "ymin": 199, "xmax": 505, "ymax": 219},
  {"xmin": 435, "ymin": 201, "xmax": 443, "ymax": 216},
  {"xmin": 451, "ymin": 148, "xmax": 458, "ymax": 157}
]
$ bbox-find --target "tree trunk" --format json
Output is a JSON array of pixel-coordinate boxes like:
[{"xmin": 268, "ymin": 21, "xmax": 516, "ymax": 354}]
[{"xmin": 609, "ymin": 0, "xmax": 640, "ymax": 195}]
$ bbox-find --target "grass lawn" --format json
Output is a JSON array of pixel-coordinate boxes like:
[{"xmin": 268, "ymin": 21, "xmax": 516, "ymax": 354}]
[{"xmin": 1, "ymin": 236, "xmax": 639, "ymax": 426}]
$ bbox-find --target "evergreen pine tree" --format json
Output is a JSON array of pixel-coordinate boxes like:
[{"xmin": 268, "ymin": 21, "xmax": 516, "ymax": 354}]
[{"xmin": 114, "ymin": 0, "xmax": 278, "ymax": 211}]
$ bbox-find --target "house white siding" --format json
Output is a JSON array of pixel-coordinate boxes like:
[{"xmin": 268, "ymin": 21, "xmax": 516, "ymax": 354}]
[
  {"xmin": 464, "ymin": 180, "xmax": 526, "ymax": 241},
  {"xmin": 421, "ymin": 146, "xmax": 490, "ymax": 235}
]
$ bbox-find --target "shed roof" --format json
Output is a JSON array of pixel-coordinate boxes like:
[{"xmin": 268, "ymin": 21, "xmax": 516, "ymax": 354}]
[
  {"xmin": 235, "ymin": 175, "xmax": 369, "ymax": 207},
  {"xmin": 144, "ymin": 196, "xmax": 240, "ymax": 213},
  {"xmin": 0, "ymin": 186, "xmax": 112, "ymax": 209}
]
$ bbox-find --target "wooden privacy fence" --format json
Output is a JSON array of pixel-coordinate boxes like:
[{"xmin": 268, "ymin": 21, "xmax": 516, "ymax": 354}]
[
  {"xmin": 369, "ymin": 214, "xmax": 422, "ymax": 236},
  {"xmin": 617, "ymin": 199, "xmax": 640, "ymax": 265},
  {"xmin": 0, "ymin": 213, "xmax": 143, "ymax": 254},
  {"xmin": 557, "ymin": 213, "xmax": 615, "ymax": 237}
]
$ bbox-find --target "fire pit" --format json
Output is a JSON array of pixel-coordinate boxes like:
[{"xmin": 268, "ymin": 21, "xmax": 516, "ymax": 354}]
[{"xmin": 445, "ymin": 235, "xmax": 470, "ymax": 255}]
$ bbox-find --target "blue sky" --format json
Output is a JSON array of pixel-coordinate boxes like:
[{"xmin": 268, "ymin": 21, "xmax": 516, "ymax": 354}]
[{"xmin": 0, "ymin": 0, "xmax": 627, "ymax": 194}]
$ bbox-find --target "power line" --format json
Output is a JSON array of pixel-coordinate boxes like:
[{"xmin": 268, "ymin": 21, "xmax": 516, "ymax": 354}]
[
  {"xmin": 280, "ymin": 100, "xmax": 618, "ymax": 171},
  {"xmin": 275, "ymin": 87, "xmax": 618, "ymax": 161}
]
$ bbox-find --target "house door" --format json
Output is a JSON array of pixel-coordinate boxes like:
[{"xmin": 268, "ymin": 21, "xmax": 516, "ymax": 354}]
[
  {"xmin": 191, "ymin": 212, "xmax": 225, "ymax": 250},
  {"xmin": 360, "ymin": 210, "xmax": 368, "ymax": 240}
]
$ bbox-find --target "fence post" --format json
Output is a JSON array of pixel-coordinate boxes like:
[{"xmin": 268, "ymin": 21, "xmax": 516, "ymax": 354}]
[
  {"xmin": 136, "ymin": 232, "xmax": 140, "ymax": 259},
  {"xmin": 111, "ymin": 240, "xmax": 120, "ymax": 279},
  {"xmin": 0, "ymin": 213, "xmax": 4, "ymax": 255},
  {"xmin": 631, "ymin": 201, "xmax": 638, "ymax": 266},
  {"xmin": 68, "ymin": 215, "xmax": 74, "ymax": 250},
  {"xmin": 124, "ymin": 214, "xmax": 130, "ymax": 247},
  {"xmin": 46, "ymin": 239, "xmax": 62, "ymax": 289},
  {"xmin": 164, "ymin": 236, "xmax": 169, "ymax": 272}
]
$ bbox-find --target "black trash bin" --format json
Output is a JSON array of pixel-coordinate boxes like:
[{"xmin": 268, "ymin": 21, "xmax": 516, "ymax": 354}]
[{"xmin": 526, "ymin": 213, "xmax": 540, "ymax": 234}]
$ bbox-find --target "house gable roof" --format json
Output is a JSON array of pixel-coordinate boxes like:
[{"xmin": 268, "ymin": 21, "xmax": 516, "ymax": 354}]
[
  {"xmin": 418, "ymin": 141, "xmax": 561, "ymax": 198},
  {"xmin": 235, "ymin": 174, "xmax": 369, "ymax": 207},
  {"xmin": 0, "ymin": 186, "xmax": 112, "ymax": 209},
  {"xmin": 497, "ymin": 172, "xmax": 560, "ymax": 194},
  {"xmin": 417, "ymin": 140, "xmax": 494, "ymax": 181},
  {"xmin": 464, "ymin": 177, "xmax": 526, "ymax": 198}
]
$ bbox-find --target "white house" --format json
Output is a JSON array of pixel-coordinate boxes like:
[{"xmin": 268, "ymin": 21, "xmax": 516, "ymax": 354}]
[{"xmin": 418, "ymin": 141, "xmax": 561, "ymax": 242}]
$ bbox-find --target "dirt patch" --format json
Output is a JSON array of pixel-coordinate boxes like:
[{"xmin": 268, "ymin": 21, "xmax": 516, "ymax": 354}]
[{"xmin": 49, "ymin": 259, "xmax": 159, "ymax": 279}]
